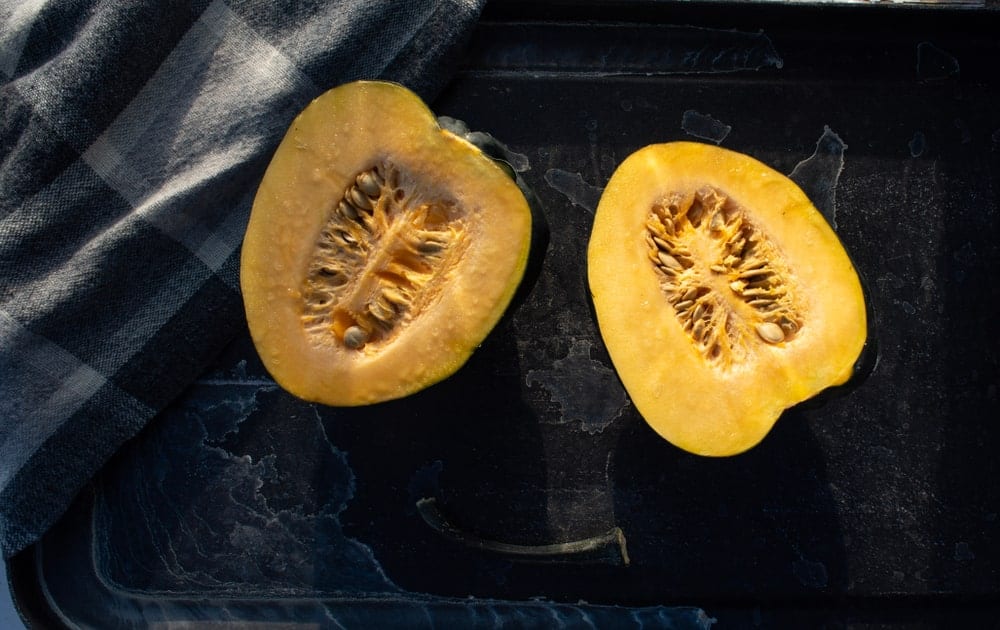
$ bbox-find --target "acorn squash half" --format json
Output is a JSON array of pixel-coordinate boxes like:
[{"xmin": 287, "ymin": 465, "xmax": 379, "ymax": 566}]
[
  {"xmin": 241, "ymin": 81, "xmax": 532, "ymax": 406},
  {"xmin": 588, "ymin": 142, "xmax": 866, "ymax": 456}
]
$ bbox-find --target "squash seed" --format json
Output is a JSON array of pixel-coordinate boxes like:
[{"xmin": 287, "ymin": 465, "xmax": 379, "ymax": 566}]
[
  {"xmin": 657, "ymin": 252, "xmax": 683, "ymax": 271},
  {"xmin": 356, "ymin": 170, "xmax": 383, "ymax": 197},
  {"xmin": 755, "ymin": 322, "xmax": 785, "ymax": 344},
  {"xmin": 349, "ymin": 187, "xmax": 373, "ymax": 211},
  {"xmin": 343, "ymin": 325, "xmax": 369, "ymax": 349},
  {"xmin": 709, "ymin": 211, "xmax": 725, "ymax": 232}
]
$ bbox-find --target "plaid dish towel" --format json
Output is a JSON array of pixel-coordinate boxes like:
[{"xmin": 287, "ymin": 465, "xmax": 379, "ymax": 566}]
[{"xmin": 0, "ymin": 0, "xmax": 484, "ymax": 558}]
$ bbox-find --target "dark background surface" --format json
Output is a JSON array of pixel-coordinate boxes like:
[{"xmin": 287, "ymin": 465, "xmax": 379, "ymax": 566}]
[{"xmin": 9, "ymin": 2, "xmax": 1000, "ymax": 628}]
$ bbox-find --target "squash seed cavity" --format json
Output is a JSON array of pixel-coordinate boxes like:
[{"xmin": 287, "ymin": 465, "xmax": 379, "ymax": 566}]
[
  {"xmin": 300, "ymin": 161, "xmax": 465, "ymax": 350},
  {"xmin": 646, "ymin": 186, "xmax": 802, "ymax": 367}
]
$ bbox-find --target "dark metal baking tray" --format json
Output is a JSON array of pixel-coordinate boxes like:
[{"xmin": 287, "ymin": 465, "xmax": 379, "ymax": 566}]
[{"xmin": 9, "ymin": 2, "xmax": 1000, "ymax": 627}]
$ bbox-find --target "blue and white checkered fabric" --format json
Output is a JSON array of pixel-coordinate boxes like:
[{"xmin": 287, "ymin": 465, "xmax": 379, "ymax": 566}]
[{"xmin": 0, "ymin": 0, "xmax": 484, "ymax": 558}]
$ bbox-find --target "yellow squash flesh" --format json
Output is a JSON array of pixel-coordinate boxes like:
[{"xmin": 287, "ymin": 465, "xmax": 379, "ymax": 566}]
[
  {"xmin": 588, "ymin": 142, "xmax": 866, "ymax": 456},
  {"xmin": 241, "ymin": 81, "xmax": 532, "ymax": 406}
]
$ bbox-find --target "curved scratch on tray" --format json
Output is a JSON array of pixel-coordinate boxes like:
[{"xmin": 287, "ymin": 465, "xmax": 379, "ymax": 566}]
[{"xmin": 416, "ymin": 497, "xmax": 630, "ymax": 566}]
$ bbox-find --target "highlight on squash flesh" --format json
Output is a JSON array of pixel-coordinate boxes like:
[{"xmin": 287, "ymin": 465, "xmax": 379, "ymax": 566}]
[
  {"xmin": 587, "ymin": 141, "xmax": 867, "ymax": 456},
  {"xmin": 240, "ymin": 81, "xmax": 532, "ymax": 406}
]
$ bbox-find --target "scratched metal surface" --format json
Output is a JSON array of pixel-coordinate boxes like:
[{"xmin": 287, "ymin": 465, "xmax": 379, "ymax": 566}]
[{"xmin": 12, "ymin": 4, "xmax": 1000, "ymax": 628}]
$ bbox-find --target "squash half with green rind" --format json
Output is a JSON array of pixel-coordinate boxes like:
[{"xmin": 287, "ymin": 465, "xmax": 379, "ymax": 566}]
[
  {"xmin": 241, "ymin": 81, "xmax": 532, "ymax": 406},
  {"xmin": 588, "ymin": 142, "xmax": 866, "ymax": 456}
]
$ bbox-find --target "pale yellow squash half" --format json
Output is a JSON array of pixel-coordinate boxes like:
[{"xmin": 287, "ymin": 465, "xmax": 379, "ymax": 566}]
[
  {"xmin": 241, "ymin": 81, "xmax": 532, "ymax": 406},
  {"xmin": 588, "ymin": 142, "xmax": 866, "ymax": 456}
]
